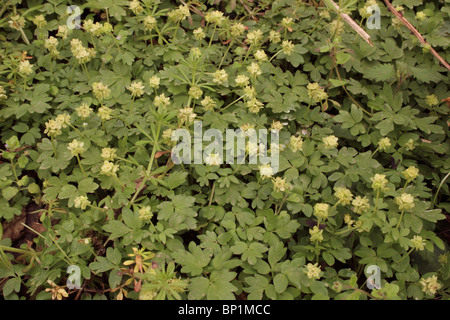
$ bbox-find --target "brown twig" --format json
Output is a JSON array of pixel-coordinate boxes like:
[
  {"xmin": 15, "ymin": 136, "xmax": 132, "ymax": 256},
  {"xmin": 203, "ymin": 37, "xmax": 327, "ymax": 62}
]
[
  {"xmin": 327, "ymin": 0, "xmax": 373, "ymax": 47},
  {"xmin": 382, "ymin": 0, "xmax": 450, "ymax": 71}
]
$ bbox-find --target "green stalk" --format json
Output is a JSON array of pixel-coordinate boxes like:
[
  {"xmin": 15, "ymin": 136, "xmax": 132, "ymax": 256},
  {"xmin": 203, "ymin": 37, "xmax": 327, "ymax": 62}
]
[
  {"xmin": 396, "ymin": 209, "xmax": 405, "ymax": 230},
  {"xmin": 218, "ymin": 40, "xmax": 234, "ymax": 68},
  {"xmin": 75, "ymin": 154, "xmax": 86, "ymax": 176},
  {"xmin": 50, "ymin": 136, "xmax": 57, "ymax": 157},
  {"xmin": 209, "ymin": 24, "xmax": 217, "ymax": 47}
]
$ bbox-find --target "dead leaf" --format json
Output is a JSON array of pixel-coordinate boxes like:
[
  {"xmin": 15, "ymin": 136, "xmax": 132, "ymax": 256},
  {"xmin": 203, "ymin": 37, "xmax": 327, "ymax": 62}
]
[{"xmin": 1, "ymin": 208, "xmax": 26, "ymax": 241}]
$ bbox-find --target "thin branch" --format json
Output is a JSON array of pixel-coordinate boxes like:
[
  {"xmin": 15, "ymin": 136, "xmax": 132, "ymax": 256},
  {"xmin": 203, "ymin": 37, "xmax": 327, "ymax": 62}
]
[
  {"xmin": 327, "ymin": 0, "xmax": 373, "ymax": 47},
  {"xmin": 382, "ymin": 0, "xmax": 450, "ymax": 71}
]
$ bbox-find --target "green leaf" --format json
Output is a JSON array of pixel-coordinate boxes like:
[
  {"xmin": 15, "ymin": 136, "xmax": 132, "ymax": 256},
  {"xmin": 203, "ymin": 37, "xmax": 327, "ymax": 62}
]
[
  {"xmin": 102, "ymin": 220, "xmax": 132, "ymax": 239},
  {"xmin": 78, "ymin": 178, "xmax": 99, "ymax": 194},
  {"xmin": 414, "ymin": 209, "xmax": 445, "ymax": 223},
  {"xmin": 268, "ymin": 240, "xmax": 286, "ymax": 268},
  {"xmin": 165, "ymin": 171, "xmax": 188, "ymax": 190},
  {"xmin": 363, "ymin": 63, "xmax": 395, "ymax": 82},
  {"xmin": 172, "ymin": 242, "xmax": 211, "ymax": 276},
  {"xmin": 2, "ymin": 187, "xmax": 18, "ymax": 200},
  {"xmin": 273, "ymin": 273, "xmax": 288, "ymax": 293}
]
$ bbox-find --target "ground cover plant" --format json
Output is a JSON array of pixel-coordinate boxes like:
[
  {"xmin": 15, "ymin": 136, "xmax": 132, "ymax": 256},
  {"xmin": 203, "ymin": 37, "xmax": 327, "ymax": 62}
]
[{"xmin": 0, "ymin": 0, "xmax": 449, "ymax": 300}]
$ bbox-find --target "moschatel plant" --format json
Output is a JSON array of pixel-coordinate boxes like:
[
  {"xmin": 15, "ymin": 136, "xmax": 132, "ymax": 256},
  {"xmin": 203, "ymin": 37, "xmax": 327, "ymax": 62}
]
[{"xmin": 0, "ymin": 0, "xmax": 449, "ymax": 300}]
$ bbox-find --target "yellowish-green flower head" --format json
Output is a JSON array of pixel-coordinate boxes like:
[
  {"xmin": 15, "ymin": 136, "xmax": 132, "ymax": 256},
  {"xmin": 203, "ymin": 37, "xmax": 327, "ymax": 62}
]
[
  {"xmin": 205, "ymin": 153, "xmax": 222, "ymax": 166},
  {"xmin": 230, "ymin": 22, "xmax": 246, "ymax": 37},
  {"xmin": 149, "ymin": 75, "xmax": 160, "ymax": 89},
  {"xmin": 67, "ymin": 139, "xmax": 86, "ymax": 157},
  {"xmin": 247, "ymin": 98, "xmax": 263, "ymax": 113},
  {"xmin": 411, "ymin": 235, "xmax": 425, "ymax": 251},
  {"xmin": 402, "ymin": 166, "xmax": 419, "ymax": 181},
  {"xmin": 201, "ymin": 96, "xmax": 216, "ymax": 111},
  {"xmin": 235, "ymin": 75, "xmax": 250, "ymax": 87},
  {"xmin": 98, "ymin": 106, "xmax": 113, "ymax": 121},
  {"xmin": 371, "ymin": 173, "xmax": 389, "ymax": 192},
  {"xmin": 304, "ymin": 263, "xmax": 322, "ymax": 280},
  {"xmin": 259, "ymin": 164, "xmax": 274, "ymax": 179},
  {"xmin": 246, "ymin": 29, "xmax": 263, "ymax": 46},
  {"xmin": 213, "ymin": 69, "xmax": 228, "ymax": 84},
  {"xmin": 205, "ymin": 10, "xmax": 225, "ymax": 26},
  {"xmin": 309, "ymin": 226, "xmax": 323, "ymax": 243},
  {"xmin": 425, "ymin": 94, "xmax": 439, "ymax": 107},
  {"xmin": 289, "ymin": 135, "xmax": 303, "ymax": 152},
  {"xmin": 92, "ymin": 82, "xmax": 111, "ymax": 101},
  {"xmin": 254, "ymin": 49, "xmax": 268, "ymax": 62},
  {"xmin": 420, "ymin": 275, "xmax": 442, "ymax": 296},
  {"xmin": 314, "ymin": 203, "xmax": 329, "ymax": 220},
  {"xmin": 188, "ymin": 86, "xmax": 203, "ymax": 100},
  {"xmin": 334, "ymin": 187, "xmax": 353, "ymax": 205},
  {"xmin": 416, "ymin": 11, "xmax": 426, "ymax": 22},
  {"xmin": 101, "ymin": 147, "xmax": 117, "ymax": 161},
  {"xmin": 193, "ymin": 27, "xmax": 206, "ymax": 40},
  {"xmin": 177, "ymin": 107, "xmax": 197, "ymax": 124},
  {"xmin": 322, "ymin": 135, "xmax": 338, "ymax": 149},
  {"xmin": 100, "ymin": 160, "xmax": 119, "ymax": 176},
  {"xmin": 272, "ymin": 177, "xmax": 288, "ymax": 192},
  {"xmin": 281, "ymin": 40, "xmax": 295, "ymax": 56},
  {"xmin": 18, "ymin": 60, "xmax": 33, "ymax": 76},
  {"xmin": 395, "ymin": 193, "xmax": 415, "ymax": 211},
  {"xmin": 154, "ymin": 93, "xmax": 170, "ymax": 107},
  {"xmin": 139, "ymin": 206, "xmax": 153, "ymax": 220},
  {"xmin": 378, "ymin": 137, "xmax": 391, "ymax": 151},
  {"xmin": 247, "ymin": 62, "xmax": 262, "ymax": 77},
  {"xmin": 352, "ymin": 196, "xmax": 370, "ymax": 214},
  {"xmin": 74, "ymin": 195, "xmax": 91, "ymax": 210}
]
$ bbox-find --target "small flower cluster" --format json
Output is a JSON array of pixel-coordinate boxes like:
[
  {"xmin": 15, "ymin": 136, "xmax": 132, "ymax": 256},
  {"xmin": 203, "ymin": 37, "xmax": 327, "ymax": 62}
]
[
  {"xmin": 44, "ymin": 114, "xmax": 71, "ymax": 137},
  {"xmin": 168, "ymin": 5, "xmax": 190, "ymax": 23},
  {"xmin": 0, "ymin": 86, "xmax": 7, "ymax": 100},
  {"xmin": 272, "ymin": 177, "xmax": 290, "ymax": 192},
  {"xmin": 178, "ymin": 107, "xmax": 197, "ymax": 125},
  {"xmin": 67, "ymin": 139, "xmax": 86, "ymax": 157},
  {"xmin": 322, "ymin": 135, "xmax": 338, "ymax": 149},
  {"xmin": 371, "ymin": 173, "xmax": 389, "ymax": 192},
  {"xmin": 70, "ymin": 39, "xmax": 96, "ymax": 64},
  {"xmin": 304, "ymin": 263, "xmax": 321, "ymax": 280},
  {"xmin": 74, "ymin": 195, "xmax": 91, "ymax": 210},
  {"xmin": 139, "ymin": 206, "xmax": 153, "ymax": 221},
  {"xmin": 359, "ymin": 0, "xmax": 378, "ymax": 19},
  {"xmin": 18, "ymin": 60, "xmax": 33, "ymax": 76},
  {"xmin": 307, "ymin": 82, "xmax": 328, "ymax": 103},
  {"xmin": 76, "ymin": 103, "xmax": 93, "ymax": 119},
  {"xmin": 92, "ymin": 82, "xmax": 111, "ymax": 102},
  {"xmin": 419, "ymin": 275, "xmax": 442, "ymax": 296},
  {"xmin": 127, "ymin": 81, "xmax": 145, "ymax": 98},
  {"xmin": 84, "ymin": 19, "xmax": 111, "ymax": 36},
  {"xmin": 334, "ymin": 187, "xmax": 353, "ymax": 205},
  {"xmin": 100, "ymin": 160, "xmax": 120, "ymax": 177},
  {"xmin": 205, "ymin": 153, "xmax": 222, "ymax": 166},
  {"xmin": 45, "ymin": 36, "xmax": 60, "ymax": 58},
  {"xmin": 8, "ymin": 15, "xmax": 25, "ymax": 30},
  {"xmin": 314, "ymin": 203, "xmax": 329, "ymax": 220},
  {"xmin": 395, "ymin": 193, "xmax": 415, "ymax": 211}
]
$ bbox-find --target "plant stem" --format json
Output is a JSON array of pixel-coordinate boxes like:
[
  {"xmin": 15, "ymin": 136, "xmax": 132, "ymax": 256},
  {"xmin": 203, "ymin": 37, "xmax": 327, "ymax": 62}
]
[
  {"xmin": 209, "ymin": 24, "xmax": 217, "ymax": 47},
  {"xmin": 221, "ymin": 95, "xmax": 244, "ymax": 111},
  {"xmin": 218, "ymin": 40, "xmax": 234, "ymax": 68},
  {"xmin": 208, "ymin": 182, "xmax": 216, "ymax": 206},
  {"xmin": 51, "ymin": 136, "xmax": 57, "ymax": 157},
  {"xmin": 396, "ymin": 209, "xmax": 405, "ymax": 230},
  {"xmin": 75, "ymin": 154, "xmax": 86, "ymax": 176}
]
